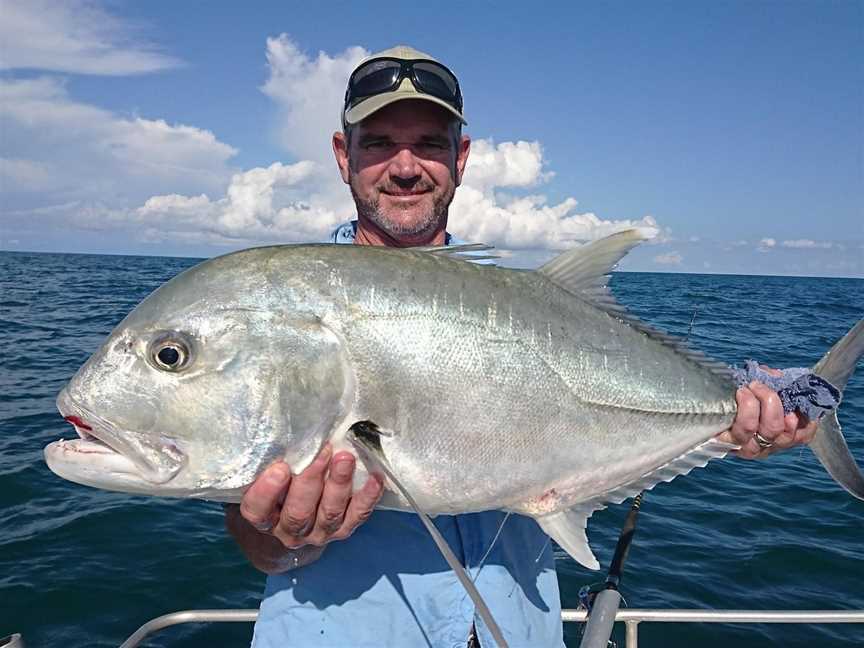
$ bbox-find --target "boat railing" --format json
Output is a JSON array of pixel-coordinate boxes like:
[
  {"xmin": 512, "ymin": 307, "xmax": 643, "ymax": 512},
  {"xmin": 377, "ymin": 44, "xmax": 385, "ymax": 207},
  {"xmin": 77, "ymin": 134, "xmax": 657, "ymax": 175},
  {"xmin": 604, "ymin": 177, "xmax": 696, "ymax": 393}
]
[{"xmin": 108, "ymin": 608, "xmax": 864, "ymax": 648}]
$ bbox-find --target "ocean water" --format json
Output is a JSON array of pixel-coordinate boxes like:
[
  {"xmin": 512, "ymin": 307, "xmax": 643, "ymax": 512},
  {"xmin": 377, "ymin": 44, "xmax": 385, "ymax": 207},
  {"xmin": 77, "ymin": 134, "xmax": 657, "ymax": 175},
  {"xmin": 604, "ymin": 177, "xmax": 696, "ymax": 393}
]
[{"xmin": 1, "ymin": 249, "xmax": 862, "ymax": 648}]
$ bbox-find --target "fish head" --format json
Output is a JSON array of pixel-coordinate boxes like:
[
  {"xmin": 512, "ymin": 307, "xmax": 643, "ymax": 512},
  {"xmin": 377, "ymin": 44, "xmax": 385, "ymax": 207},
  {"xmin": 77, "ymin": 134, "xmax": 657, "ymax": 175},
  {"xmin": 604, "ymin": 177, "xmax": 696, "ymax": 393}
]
[{"xmin": 45, "ymin": 253, "xmax": 353, "ymax": 499}]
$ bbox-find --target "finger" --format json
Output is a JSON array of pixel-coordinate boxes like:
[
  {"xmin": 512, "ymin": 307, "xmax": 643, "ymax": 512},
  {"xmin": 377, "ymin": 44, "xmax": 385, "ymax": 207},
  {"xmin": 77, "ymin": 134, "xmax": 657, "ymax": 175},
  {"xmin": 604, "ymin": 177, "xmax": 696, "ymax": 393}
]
[
  {"xmin": 784, "ymin": 412, "xmax": 799, "ymax": 437},
  {"xmin": 792, "ymin": 416, "xmax": 818, "ymax": 445},
  {"xmin": 332, "ymin": 475, "xmax": 384, "ymax": 541},
  {"xmin": 750, "ymin": 382, "xmax": 785, "ymax": 443},
  {"xmin": 730, "ymin": 387, "xmax": 761, "ymax": 457},
  {"xmin": 757, "ymin": 364, "xmax": 784, "ymax": 378},
  {"xmin": 770, "ymin": 429, "xmax": 797, "ymax": 450},
  {"xmin": 315, "ymin": 452, "xmax": 356, "ymax": 535},
  {"xmin": 239, "ymin": 462, "xmax": 291, "ymax": 529},
  {"xmin": 275, "ymin": 445, "xmax": 332, "ymax": 540},
  {"xmin": 769, "ymin": 413, "xmax": 801, "ymax": 450},
  {"xmin": 714, "ymin": 429, "xmax": 735, "ymax": 445}
]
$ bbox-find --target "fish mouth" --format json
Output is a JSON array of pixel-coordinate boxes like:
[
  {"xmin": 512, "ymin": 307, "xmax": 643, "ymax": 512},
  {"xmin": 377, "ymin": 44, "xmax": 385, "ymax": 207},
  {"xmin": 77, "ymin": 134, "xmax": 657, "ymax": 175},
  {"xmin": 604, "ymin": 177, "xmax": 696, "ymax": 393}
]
[{"xmin": 48, "ymin": 388, "xmax": 186, "ymax": 485}]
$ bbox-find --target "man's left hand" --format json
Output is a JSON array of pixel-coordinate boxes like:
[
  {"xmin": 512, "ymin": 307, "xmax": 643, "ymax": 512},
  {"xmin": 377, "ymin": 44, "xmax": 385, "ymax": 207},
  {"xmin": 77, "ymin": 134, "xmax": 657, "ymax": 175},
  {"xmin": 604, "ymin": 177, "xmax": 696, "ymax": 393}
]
[{"xmin": 715, "ymin": 369, "xmax": 819, "ymax": 458}]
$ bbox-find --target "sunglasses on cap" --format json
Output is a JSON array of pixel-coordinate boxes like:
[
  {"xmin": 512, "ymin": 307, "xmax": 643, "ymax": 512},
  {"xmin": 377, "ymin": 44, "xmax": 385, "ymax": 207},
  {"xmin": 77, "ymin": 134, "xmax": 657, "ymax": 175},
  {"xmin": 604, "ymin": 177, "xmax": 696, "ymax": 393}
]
[{"xmin": 344, "ymin": 57, "xmax": 463, "ymax": 113}]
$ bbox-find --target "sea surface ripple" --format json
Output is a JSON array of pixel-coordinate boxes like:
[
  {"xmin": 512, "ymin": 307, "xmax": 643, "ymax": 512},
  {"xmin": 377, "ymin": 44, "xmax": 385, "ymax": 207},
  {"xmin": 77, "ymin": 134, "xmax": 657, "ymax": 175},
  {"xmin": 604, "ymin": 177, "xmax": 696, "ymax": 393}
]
[{"xmin": 1, "ymin": 251, "xmax": 862, "ymax": 647}]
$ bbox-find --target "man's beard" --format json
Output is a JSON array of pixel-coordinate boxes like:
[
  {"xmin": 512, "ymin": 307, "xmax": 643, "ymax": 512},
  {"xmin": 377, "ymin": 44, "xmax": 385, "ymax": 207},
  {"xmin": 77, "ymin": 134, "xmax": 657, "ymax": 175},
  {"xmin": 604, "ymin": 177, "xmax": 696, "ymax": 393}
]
[{"xmin": 350, "ymin": 182, "xmax": 453, "ymax": 239}]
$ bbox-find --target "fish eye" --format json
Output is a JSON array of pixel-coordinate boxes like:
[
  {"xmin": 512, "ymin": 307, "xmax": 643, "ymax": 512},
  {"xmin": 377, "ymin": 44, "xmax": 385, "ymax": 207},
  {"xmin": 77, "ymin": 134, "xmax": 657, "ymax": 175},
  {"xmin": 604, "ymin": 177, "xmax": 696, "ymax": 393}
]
[{"xmin": 150, "ymin": 337, "xmax": 191, "ymax": 372}]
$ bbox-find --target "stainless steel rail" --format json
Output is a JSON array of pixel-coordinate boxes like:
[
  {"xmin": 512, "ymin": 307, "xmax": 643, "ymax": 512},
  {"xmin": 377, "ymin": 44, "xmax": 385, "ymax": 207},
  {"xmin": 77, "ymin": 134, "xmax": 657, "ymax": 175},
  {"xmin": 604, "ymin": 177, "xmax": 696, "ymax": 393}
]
[
  {"xmin": 119, "ymin": 611, "xmax": 258, "ymax": 648},
  {"xmin": 562, "ymin": 609, "xmax": 864, "ymax": 648},
  {"xmin": 117, "ymin": 608, "xmax": 864, "ymax": 648}
]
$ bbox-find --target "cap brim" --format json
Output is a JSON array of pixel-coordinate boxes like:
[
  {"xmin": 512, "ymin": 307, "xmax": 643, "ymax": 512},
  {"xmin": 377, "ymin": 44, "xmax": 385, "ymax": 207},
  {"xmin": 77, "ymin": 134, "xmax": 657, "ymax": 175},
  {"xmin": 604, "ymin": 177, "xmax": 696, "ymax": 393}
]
[{"xmin": 344, "ymin": 91, "xmax": 466, "ymax": 126}]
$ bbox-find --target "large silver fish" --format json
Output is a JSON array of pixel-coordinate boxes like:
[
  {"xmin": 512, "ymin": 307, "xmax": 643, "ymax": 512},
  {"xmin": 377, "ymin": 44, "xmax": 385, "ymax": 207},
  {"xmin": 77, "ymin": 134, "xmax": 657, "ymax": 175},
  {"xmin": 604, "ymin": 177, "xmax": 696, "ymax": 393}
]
[{"xmin": 44, "ymin": 231, "xmax": 864, "ymax": 570}]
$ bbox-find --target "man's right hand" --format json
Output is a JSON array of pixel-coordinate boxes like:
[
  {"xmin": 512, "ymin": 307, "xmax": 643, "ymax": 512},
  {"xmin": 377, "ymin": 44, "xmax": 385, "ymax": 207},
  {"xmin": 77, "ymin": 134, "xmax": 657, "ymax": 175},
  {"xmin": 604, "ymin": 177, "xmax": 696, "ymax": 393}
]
[{"xmin": 228, "ymin": 444, "xmax": 383, "ymax": 571}]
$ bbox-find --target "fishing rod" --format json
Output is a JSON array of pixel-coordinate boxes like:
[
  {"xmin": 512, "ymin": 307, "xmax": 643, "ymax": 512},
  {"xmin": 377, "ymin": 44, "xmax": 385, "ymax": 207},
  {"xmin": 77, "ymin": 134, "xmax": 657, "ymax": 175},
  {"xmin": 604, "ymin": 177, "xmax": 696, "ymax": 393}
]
[{"xmin": 578, "ymin": 492, "xmax": 645, "ymax": 648}]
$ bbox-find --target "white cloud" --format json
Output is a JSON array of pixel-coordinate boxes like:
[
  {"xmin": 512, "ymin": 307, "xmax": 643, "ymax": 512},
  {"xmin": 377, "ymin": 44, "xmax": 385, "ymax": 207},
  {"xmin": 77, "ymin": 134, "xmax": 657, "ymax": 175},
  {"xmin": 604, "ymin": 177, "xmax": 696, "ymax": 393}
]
[
  {"xmin": 781, "ymin": 239, "xmax": 832, "ymax": 249},
  {"xmin": 461, "ymin": 140, "xmax": 551, "ymax": 192},
  {"xmin": 0, "ymin": 77, "xmax": 237, "ymax": 208},
  {"xmin": 653, "ymin": 251, "xmax": 683, "ymax": 265},
  {"xmin": 0, "ymin": 157, "xmax": 52, "ymax": 189},
  {"xmin": 0, "ymin": 0, "xmax": 180, "ymax": 75},
  {"xmin": 135, "ymin": 161, "xmax": 349, "ymax": 243},
  {"xmin": 757, "ymin": 237, "xmax": 776, "ymax": 252},
  {"xmin": 450, "ymin": 139, "xmax": 656, "ymax": 248},
  {"xmin": 261, "ymin": 35, "xmax": 368, "ymax": 162}
]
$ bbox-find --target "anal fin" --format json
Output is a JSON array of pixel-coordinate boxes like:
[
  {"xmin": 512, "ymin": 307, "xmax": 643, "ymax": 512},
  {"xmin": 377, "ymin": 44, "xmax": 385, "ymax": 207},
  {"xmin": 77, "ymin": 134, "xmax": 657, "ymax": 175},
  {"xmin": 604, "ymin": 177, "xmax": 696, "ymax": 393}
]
[{"xmin": 537, "ymin": 438, "xmax": 735, "ymax": 570}]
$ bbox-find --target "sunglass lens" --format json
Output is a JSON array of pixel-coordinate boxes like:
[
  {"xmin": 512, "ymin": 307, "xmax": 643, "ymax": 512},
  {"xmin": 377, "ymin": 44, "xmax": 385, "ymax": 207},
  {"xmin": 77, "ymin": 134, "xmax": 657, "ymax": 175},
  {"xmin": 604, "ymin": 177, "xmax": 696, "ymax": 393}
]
[
  {"xmin": 413, "ymin": 62, "xmax": 458, "ymax": 100},
  {"xmin": 352, "ymin": 61, "xmax": 402, "ymax": 98}
]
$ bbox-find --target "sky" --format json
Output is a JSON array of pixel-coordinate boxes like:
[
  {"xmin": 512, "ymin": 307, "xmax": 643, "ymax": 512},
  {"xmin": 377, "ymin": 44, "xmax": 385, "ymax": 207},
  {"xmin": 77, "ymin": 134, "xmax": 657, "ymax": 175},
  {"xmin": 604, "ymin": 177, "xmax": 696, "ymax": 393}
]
[{"xmin": 0, "ymin": 0, "xmax": 861, "ymax": 276}]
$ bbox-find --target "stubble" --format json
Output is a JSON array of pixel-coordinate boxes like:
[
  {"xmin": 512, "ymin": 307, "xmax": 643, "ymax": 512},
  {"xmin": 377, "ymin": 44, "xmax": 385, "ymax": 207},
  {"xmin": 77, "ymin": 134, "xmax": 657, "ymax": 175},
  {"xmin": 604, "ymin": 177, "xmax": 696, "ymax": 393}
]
[{"xmin": 350, "ymin": 182, "xmax": 453, "ymax": 239}]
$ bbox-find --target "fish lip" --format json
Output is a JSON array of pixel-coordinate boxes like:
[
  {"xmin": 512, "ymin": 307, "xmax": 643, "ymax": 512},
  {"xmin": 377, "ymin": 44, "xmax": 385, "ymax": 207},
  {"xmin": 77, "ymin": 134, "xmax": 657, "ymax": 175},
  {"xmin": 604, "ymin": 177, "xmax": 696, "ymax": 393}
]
[
  {"xmin": 55, "ymin": 387, "xmax": 186, "ymax": 484},
  {"xmin": 57, "ymin": 391, "xmax": 121, "ymax": 453}
]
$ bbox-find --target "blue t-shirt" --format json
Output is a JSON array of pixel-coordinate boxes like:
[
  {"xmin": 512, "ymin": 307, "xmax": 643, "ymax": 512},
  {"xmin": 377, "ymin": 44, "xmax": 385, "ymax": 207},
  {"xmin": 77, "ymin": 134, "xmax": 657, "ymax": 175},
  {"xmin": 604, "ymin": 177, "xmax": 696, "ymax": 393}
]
[{"xmin": 252, "ymin": 222, "xmax": 564, "ymax": 648}]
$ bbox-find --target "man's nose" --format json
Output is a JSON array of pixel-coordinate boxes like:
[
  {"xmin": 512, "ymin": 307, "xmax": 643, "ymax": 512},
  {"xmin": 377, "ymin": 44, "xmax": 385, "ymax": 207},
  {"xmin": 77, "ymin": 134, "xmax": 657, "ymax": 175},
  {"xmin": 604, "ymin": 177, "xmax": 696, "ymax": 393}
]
[{"xmin": 388, "ymin": 145, "xmax": 422, "ymax": 180}]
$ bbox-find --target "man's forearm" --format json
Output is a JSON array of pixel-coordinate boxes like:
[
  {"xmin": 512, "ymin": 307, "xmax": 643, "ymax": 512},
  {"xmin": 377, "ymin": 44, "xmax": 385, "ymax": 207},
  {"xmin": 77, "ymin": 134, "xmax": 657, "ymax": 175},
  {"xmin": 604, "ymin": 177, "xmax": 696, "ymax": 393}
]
[{"xmin": 224, "ymin": 504, "xmax": 326, "ymax": 574}]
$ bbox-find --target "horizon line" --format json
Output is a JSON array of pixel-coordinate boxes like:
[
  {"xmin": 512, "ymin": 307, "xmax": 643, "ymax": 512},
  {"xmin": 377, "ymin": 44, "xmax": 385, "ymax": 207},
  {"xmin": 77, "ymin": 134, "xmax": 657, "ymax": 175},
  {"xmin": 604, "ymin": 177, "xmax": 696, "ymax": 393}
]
[{"xmin": 2, "ymin": 247, "xmax": 861, "ymax": 281}]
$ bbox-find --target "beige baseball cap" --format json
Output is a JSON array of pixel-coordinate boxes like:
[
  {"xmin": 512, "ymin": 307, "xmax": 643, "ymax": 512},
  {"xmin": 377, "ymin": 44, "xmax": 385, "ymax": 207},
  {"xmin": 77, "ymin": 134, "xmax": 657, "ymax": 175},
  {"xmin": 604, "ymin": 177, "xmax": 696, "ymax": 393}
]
[{"xmin": 342, "ymin": 45, "xmax": 466, "ymax": 127}]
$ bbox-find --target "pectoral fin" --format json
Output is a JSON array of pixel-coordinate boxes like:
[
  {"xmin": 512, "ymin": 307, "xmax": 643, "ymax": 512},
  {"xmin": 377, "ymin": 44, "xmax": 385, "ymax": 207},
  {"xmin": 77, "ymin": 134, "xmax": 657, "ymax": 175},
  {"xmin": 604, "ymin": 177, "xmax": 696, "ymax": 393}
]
[
  {"xmin": 536, "ymin": 506, "xmax": 600, "ymax": 570},
  {"xmin": 278, "ymin": 318, "xmax": 353, "ymax": 473}
]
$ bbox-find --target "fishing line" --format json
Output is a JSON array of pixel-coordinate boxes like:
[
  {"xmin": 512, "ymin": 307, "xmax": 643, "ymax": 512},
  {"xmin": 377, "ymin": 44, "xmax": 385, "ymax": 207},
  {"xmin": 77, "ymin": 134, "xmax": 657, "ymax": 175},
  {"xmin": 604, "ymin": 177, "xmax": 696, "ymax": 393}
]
[
  {"xmin": 686, "ymin": 305, "xmax": 699, "ymax": 340},
  {"xmin": 348, "ymin": 421, "xmax": 510, "ymax": 648},
  {"xmin": 472, "ymin": 511, "xmax": 511, "ymax": 583},
  {"xmin": 533, "ymin": 535, "xmax": 552, "ymax": 564}
]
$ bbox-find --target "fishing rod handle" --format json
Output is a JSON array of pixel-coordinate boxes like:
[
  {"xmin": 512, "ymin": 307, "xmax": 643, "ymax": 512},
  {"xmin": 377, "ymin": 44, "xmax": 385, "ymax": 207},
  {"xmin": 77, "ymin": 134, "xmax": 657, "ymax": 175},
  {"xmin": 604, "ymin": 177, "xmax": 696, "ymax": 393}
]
[{"xmin": 578, "ymin": 589, "xmax": 621, "ymax": 648}]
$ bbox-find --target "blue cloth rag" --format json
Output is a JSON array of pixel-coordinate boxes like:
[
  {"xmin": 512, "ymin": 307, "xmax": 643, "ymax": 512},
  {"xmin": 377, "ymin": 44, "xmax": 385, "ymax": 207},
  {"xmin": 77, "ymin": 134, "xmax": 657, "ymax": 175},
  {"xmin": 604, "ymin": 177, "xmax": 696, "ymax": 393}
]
[{"xmin": 731, "ymin": 360, "xmax": 840, "ymax": 421}]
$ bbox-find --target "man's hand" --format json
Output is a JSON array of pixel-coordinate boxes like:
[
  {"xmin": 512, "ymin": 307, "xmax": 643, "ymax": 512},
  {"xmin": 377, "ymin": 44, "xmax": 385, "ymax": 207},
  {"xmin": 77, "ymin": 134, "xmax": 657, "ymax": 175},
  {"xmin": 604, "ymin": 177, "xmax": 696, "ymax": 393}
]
[
  {"xmin": 225, "ymin": 503, "xmax": 326, "ymax": 574},
  {"xmin": 716, "ymin": 369, "xmax": 819, "ymax": 458},
  {"xmin": 228, "ymin": 444, "xmax": 383, "ymax": 571}
]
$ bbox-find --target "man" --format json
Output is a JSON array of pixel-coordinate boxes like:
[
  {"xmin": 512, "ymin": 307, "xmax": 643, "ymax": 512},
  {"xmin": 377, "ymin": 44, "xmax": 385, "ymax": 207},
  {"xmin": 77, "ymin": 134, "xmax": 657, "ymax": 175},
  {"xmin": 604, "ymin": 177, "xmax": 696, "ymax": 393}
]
[{"xmin": 225, "ymin": 45, "xmax": 817, "ymax": 647}]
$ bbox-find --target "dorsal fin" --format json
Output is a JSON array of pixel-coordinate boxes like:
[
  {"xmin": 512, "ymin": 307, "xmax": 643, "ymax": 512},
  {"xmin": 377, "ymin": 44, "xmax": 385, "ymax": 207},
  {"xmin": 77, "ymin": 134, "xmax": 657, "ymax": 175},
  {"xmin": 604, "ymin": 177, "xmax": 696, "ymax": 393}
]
[
  {"xmin": 538, "ymin": 229, "xmax": 647, "ymax": 308},
  {"xmin": 538, "ymin": 230, "xmax": 732, "ymax": 379},
  {"xmin": 413, "ymin": 242, "xmax": 498, "ymax": 265}
]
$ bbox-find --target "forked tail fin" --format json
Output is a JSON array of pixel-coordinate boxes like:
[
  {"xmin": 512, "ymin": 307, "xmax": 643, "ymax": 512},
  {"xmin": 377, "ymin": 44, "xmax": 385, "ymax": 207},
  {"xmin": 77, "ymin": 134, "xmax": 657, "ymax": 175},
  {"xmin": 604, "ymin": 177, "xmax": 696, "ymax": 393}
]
[{"xmin": 810, "ymin": 319, "xmax": 864, "ymax": 500}]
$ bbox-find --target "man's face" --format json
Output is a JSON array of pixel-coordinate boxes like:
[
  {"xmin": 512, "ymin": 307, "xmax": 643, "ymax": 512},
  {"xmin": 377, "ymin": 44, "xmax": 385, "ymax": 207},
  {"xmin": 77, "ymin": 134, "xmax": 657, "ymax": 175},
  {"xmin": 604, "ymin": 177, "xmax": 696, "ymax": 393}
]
[{"xmin": 333, "ymin": 100, "xmax": 470, "ymax": 244}]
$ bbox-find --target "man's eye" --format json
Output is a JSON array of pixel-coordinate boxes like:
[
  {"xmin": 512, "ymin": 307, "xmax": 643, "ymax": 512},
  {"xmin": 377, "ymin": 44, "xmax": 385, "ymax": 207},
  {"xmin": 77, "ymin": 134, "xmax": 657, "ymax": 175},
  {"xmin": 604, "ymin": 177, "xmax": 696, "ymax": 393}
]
[
  {"xmin": 364, "ymin": 141, "xmax": 392, "ymax": 151},
  {"xmin": 418, "ymin": 142, "xmax": 449, "ymax": 152}
]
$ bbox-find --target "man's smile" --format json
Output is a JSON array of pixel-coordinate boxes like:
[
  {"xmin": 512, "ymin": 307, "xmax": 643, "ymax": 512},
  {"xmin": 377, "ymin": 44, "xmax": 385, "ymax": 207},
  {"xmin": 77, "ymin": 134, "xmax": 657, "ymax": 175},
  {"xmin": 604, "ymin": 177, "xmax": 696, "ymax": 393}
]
[{"xmin": 380, "ymin": 189, "xmax": 433, "ymax": 201}]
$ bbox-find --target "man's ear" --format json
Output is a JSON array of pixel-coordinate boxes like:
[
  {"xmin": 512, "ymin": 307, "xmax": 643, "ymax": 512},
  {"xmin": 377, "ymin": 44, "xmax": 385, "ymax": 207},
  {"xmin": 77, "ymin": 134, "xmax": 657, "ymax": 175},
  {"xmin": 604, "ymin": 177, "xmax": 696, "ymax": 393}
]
[
  {"xmin": 455, "ymin": 135, "xmax": 470, "ymax": 186},
  {"xmin": 332, "ymin": 131, "xmax": 351, "ymax": 184}
]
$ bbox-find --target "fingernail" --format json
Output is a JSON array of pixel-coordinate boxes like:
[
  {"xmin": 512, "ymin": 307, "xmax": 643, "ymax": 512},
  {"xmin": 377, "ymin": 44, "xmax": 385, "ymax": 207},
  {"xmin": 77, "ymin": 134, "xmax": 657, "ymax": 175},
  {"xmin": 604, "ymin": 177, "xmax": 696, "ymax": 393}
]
[
  {"xmin": 316, "ymin": 444, "xmax": 333, "ymax": 464},
  {"xmin": 366, "ymin": 475, "xmax": 384, "ymax": 494},
  {"xmin": 333, "ymin": 460, "xmax": 353, "ymax": 479},
  {"xmin": 266, "ymin": 465, "xmax": 290, "ymax": 486}
]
